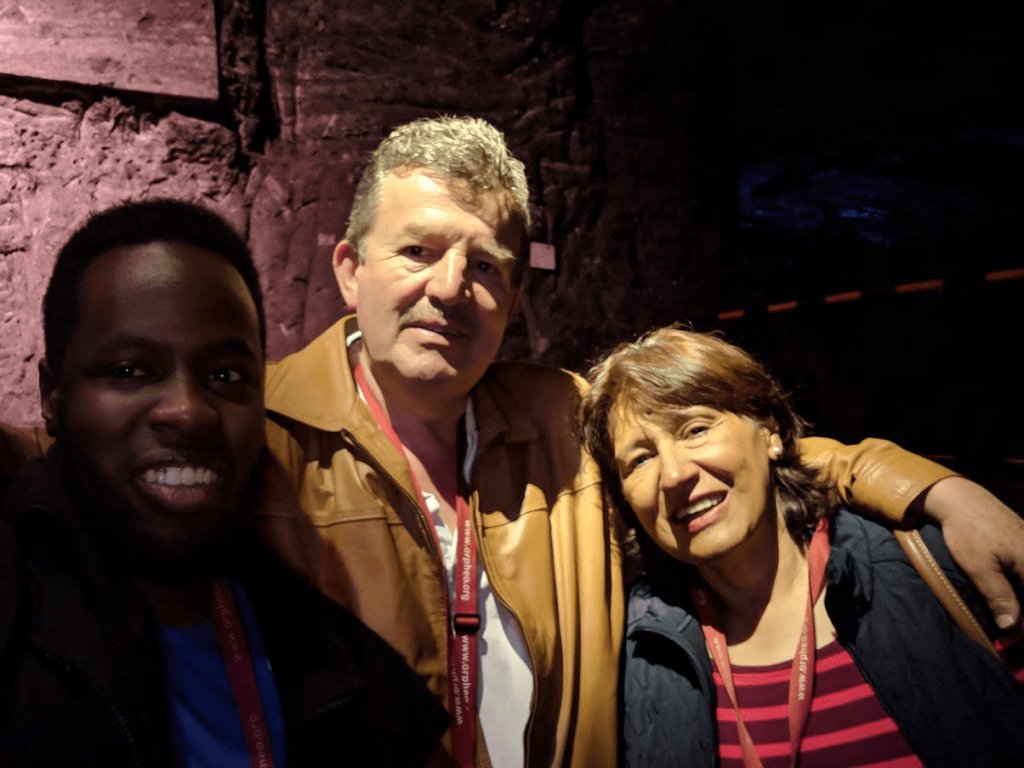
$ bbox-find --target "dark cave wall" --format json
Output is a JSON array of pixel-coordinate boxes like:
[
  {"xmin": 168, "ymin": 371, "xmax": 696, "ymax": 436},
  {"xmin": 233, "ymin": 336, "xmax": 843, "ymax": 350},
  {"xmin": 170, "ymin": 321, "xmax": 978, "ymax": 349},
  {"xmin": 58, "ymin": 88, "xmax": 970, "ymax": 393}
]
[{"xmin": 720, "ymin": 0, "xmax": 1024, "ymax": 495}]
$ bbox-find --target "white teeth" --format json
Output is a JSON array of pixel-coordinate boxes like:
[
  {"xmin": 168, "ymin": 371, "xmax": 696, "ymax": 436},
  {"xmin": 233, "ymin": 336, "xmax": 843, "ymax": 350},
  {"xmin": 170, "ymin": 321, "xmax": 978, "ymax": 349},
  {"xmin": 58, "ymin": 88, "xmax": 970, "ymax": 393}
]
[
  {"xmin": 678, "ymin": 495, "xmax": 724, "ymax": 520},
  {"xmin": 142, "ymin": 466, "xmax": 217, "ymax": 487}
]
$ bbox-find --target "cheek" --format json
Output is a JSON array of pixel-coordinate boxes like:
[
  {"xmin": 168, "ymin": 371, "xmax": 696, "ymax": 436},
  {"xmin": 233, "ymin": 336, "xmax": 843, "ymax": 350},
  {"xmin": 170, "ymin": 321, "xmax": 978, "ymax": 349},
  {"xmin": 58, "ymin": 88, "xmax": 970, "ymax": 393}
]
[
  {"xmin": 475, "ymin": 283, "xmax": 514, "ymax": 316},
  {"xmin": 622, "ymin": 477, "xmax": 658, "ymax": 529},
  {"xmin": 224, "ymin": 406, "xmax": 266, "ymax": 461},
  {"xmin": 62, "ymin": 389, "xmax": 135, "ymax": 443}
]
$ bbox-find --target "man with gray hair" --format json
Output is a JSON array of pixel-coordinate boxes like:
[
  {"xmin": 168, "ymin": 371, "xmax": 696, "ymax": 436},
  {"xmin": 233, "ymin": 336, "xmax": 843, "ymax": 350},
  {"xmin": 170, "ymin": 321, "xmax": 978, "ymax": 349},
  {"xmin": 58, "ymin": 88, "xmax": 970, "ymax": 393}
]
[{"xmin": 252, "ymin": 115, "xmax": 1024, "ymax": 767}]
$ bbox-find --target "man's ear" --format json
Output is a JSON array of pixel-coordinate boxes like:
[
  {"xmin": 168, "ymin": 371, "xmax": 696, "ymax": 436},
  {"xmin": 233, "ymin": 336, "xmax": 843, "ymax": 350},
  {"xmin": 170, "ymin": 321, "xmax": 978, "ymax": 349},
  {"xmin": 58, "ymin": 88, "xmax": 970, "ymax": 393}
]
[
  {"xmin": 38, "ymin": 358, "xmax": 60, "ymax": 437},
  {"xmin": 332, "ymin": 240, "xmax": 361, "ymax": 309}
]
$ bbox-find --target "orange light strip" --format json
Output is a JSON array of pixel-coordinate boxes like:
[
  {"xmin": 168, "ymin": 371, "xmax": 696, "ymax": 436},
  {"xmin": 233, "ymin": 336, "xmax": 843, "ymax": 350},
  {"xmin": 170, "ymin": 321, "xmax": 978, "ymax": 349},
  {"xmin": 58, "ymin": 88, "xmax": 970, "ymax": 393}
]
[
  {"xmin": 985, "ymin": 267, "xmax": 1024, "ymax": 283},
  {"xmin": 824, "ymin": 290, "xmax": 863, "ymax": 304},
  {"xmin": 704, "ymin": 268, "xmax": 1022, "ymax": 325},
  {"xmin": 894, "ymin": 278, "xmax": 944, "ymax": 294}
]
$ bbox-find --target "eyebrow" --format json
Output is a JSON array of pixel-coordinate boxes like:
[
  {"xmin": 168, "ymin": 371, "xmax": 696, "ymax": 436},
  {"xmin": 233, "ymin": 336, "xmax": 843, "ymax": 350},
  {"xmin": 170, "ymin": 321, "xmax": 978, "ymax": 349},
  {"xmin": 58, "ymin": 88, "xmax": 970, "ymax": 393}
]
[{"xmin": 90, "ymin": 335, "xmax": 260, "ymax": 359}]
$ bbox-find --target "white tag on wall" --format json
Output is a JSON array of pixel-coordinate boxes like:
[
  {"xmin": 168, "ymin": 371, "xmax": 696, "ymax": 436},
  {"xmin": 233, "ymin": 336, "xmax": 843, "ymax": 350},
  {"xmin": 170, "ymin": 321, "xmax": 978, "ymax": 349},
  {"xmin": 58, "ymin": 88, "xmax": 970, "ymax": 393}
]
[{"xmin": 529, "ymin": 242, "xmax": 557, "ymax": 270}]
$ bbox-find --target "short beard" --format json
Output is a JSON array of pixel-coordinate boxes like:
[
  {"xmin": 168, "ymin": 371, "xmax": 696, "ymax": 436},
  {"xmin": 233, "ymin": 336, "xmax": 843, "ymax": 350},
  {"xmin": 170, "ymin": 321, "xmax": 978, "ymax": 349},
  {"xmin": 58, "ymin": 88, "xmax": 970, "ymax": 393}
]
[{"xmin": 55, "ymin": 431, "xmax": 264, "ymax": 586}]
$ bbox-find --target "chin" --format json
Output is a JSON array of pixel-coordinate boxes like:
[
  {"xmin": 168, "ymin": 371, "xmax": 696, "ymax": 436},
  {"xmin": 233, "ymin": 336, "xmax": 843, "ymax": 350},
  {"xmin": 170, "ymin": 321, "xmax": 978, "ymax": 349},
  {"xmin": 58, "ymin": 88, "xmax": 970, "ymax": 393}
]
[{"xmin": 58, "ymin": 438, "xmax": 263, "ymax": 583}]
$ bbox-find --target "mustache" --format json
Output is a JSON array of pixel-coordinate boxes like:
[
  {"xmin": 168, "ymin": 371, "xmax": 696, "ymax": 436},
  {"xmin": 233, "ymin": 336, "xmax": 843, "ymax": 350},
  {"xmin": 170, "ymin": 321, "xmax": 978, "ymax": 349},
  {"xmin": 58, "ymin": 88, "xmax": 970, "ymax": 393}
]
[{"xmin": 398, "ymin": 303, "xmax": 475, "ymax": 332}]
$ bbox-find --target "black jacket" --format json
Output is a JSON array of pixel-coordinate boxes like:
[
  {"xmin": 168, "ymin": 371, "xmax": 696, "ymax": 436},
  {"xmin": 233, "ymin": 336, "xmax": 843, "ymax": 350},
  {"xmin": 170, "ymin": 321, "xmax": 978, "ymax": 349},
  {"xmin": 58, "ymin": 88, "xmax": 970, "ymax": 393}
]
[
  {"xmin": 0, "ymin": 454, "xmax": 448, "ymax": 767},
  {"xmin": 622, "ymin": 509, "xmax": 1024, "ymax": 767}
]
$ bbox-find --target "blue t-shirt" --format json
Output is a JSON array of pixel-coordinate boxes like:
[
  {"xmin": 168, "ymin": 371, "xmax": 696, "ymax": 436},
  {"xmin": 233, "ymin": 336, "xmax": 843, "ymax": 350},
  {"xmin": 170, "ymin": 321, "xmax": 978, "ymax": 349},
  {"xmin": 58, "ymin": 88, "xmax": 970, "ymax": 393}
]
[{"xmin": 158, "ymin": 583, "xmax": 287, "ymax": 767}]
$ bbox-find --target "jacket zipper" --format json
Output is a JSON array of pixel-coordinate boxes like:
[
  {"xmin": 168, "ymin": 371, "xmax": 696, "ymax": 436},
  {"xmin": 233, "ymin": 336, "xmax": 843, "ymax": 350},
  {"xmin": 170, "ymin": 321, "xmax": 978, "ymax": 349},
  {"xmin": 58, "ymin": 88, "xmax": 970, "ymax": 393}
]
[
  {"xmin": 35, "ymin": 645, "xmax": 146, "ymax": 767},
  {"xmin": 26, "ymin": 499, "xmax": 154, "ymax": 767}
]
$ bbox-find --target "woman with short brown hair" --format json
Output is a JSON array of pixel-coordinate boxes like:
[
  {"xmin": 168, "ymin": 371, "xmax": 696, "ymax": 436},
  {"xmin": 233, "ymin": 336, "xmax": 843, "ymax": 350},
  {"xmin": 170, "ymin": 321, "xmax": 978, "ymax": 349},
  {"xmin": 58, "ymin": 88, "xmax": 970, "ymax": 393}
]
[{"xmin": 579, "ymin": 326, "xmax": 1023, "ymax": 768}]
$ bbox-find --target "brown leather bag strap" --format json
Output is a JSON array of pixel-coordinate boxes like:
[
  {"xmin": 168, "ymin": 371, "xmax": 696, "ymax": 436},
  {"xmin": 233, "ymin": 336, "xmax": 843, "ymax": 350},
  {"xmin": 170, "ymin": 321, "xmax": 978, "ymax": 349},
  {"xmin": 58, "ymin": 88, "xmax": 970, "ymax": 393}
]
[{"xmin": 893, "ymin": 529, "xmax": 1000, "ymax": 660}]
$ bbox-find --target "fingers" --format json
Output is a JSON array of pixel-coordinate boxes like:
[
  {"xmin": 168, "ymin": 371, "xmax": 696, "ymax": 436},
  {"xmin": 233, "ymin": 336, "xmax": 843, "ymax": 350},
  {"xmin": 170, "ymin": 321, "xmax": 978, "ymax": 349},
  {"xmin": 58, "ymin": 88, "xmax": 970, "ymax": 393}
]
[{"xmin": 974, "ymin": 570, "xmax": 1021, "ymax": 631}]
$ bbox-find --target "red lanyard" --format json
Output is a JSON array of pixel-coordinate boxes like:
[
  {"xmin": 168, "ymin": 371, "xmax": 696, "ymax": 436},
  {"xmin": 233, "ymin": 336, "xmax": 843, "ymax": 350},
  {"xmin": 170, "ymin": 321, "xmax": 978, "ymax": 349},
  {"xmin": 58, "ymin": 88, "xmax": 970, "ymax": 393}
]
[
  {"xmin": 211, "ymin": 580, "xmax": 277, "ymax": 768},
  {"xmin": 691, "ymin": 520, "xmax": 830, "ymax": 768},
  {"xmin": 354, "ymin": 363, "xmax": 479, "ymax": 768}
]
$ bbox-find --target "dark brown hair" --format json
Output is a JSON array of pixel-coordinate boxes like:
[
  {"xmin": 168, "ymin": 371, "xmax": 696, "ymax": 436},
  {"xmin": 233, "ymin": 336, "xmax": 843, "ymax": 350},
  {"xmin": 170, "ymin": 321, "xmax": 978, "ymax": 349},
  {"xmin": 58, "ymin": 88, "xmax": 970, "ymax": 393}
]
[{"xmin": 578, "ymin": 326, "xmax": 832, "ymax": 576}]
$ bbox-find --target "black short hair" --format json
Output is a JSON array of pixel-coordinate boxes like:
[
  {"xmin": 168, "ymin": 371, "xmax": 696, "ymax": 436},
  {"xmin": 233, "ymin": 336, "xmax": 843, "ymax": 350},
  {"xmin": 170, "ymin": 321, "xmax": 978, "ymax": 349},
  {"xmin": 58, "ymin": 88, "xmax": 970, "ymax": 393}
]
[{"xmin": 43, "ymin": 199, "xmax": 265, "ymax": 374}]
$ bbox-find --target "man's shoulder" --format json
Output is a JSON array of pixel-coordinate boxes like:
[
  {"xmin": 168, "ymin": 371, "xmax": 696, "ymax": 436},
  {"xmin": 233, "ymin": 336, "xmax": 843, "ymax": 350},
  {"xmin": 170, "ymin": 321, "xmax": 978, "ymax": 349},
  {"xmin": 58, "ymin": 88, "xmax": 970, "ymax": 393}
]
[
  {"xmin": 266, "ymin": 318, "xmax": 351, "ymax": 388},
  {"xmin": 264, "ymin": 318, "xmax": 357, "ymax": 430}
]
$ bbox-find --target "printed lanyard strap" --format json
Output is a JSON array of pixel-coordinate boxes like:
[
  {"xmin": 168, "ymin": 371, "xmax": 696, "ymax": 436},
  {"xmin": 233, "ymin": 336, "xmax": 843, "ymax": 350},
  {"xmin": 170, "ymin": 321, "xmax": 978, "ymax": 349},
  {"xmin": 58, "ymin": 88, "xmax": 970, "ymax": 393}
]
[
  {"xmin": 692, "ymin": 519, "xmax": 830, "ymax": 768},
  {"xmin": 211, "ymin": 580, "xmax": 277, "ymax": 768},
  {"xmin": 354, "ymin": 362, "xmax": 479, "ymax": 768}
]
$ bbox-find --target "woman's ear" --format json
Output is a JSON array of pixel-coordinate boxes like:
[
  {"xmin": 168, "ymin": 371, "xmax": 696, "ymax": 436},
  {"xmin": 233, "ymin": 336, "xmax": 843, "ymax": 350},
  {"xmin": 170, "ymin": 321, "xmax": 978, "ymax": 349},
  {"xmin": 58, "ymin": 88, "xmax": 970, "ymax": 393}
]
[
  {"xmin": 768, "ymin": 431, "xmax": 783, "ymax": 461},
  {"xmin": 39, "ymin": 358, "xmax": 60, "ymax": 437}
]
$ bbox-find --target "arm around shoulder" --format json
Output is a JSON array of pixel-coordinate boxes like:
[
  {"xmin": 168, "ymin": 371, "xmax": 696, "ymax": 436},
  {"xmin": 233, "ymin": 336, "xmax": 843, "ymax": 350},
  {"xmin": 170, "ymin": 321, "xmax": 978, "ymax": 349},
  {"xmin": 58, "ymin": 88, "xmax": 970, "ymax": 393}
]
[
  {"xmin": 798, "ymin": 435, "xmax": 955, "ymax": 524},
  {"xmin": 801, "ymin": 435, "xmax": 1024, "ymax": 633}
]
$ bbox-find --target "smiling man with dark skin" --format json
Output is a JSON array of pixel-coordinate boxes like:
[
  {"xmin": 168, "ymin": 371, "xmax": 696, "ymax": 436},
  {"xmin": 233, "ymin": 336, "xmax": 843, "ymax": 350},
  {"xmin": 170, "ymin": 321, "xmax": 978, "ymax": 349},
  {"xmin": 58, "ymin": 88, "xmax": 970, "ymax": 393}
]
[
  {"xmin": 46, "ymin": 240, "xmax": 266, "ymax": 596},
  {"xmin": 0, "ymin": 200, "xmax": 445, "ymax": 766}
]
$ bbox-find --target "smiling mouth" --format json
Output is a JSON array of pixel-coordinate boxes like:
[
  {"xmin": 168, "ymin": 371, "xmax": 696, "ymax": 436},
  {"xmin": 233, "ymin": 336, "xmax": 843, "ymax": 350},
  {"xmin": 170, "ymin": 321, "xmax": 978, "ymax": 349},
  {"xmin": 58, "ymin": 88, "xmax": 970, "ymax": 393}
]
[
  {"xmin": 142, "ymin": 466, "xmax": 219, "ymax": 487},
  {"xmin": 671, "ymin": 493, "xmax": 727, "ymax": 525},
  {"xmin": 137, "ymin": 464, "xmax": 223, "ymax": 511}
]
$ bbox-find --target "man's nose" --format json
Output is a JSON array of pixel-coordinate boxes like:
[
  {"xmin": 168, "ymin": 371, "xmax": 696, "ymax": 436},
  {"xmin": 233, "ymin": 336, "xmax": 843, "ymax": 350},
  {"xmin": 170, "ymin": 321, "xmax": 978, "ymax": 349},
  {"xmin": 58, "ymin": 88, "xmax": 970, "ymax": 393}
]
[
  {"xmin": 149, "ymin": 373, "xmax": 219, "ymax": 434},
  {"xmin": 425, "ymin": 249, "xmax": 471, "ymax": 304}
]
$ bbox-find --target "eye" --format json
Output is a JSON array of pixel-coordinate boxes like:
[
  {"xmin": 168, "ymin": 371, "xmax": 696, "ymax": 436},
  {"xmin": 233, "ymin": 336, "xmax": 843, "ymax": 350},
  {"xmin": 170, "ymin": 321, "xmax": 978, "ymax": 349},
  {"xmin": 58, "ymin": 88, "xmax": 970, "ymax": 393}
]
[
  {"xmin": 473, "ymin": 259, "xmax": 494, "ymax": 274},
  {"xmin": 620, "ymin": 452, "xmax": 652, "ymax": 479},
  {"xmin": 209, "ymin": 369, "xmax": 244, "ymax": 384},
  {"xmin": 676, "ymin": 416, "xmax": 715, "ymax": 441},
  {"xmin": 105, "ymin": 363, "xmax": 147, "ymax": 380},
  {"xmin": 401, "ymin": 245, "xmax": 429, "ymax": 260}
]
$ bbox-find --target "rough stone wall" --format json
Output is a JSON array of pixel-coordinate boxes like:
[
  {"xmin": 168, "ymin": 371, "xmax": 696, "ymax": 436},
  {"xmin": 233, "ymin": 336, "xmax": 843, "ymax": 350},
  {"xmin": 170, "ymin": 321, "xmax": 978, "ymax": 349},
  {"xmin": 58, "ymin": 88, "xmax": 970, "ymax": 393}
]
[
  {"xmin": 0, "ymin": 95, "xmax": 245, "ymax": 424},
  {"xmin": 0, "ymin": 0, "xmax": 733, "ymax": 425}
]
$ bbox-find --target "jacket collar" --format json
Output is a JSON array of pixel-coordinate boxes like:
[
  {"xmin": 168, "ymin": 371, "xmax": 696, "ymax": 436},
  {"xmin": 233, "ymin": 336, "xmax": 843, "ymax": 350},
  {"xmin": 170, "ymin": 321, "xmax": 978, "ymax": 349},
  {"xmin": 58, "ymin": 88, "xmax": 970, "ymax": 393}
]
[
  {"xmin": 265, "ymin": 316, "xmax": 367, "ymax": 433},
  {"xmin": 824, "ymin": 509, "xmax": 877, "ymax": 619},
  {"xmin": 626, "ymin": 510, "xmax": 879, "ymax": 642},
  {"xmin": 265, "ymin": 315, "xmax": 540, "ymax": 456},
  {"xmin": 626, "ymin": 579, "xmax": 701, "ymax": 642}
]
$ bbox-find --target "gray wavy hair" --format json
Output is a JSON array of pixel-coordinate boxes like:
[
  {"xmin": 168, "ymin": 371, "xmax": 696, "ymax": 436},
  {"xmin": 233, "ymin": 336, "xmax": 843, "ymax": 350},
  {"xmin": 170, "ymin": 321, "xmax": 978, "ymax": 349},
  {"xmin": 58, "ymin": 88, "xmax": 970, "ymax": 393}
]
[{"xmin": 344, "ymin": 116, "xmax": 531, "ymax": 283}]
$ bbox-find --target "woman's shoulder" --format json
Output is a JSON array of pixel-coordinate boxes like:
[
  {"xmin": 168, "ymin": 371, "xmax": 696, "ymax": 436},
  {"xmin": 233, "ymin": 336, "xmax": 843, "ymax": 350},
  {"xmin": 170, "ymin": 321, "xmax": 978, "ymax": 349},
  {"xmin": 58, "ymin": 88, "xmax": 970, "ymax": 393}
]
[{"xmin": 828, "ymin": 508, "xmax": 997, "ymax": 638}]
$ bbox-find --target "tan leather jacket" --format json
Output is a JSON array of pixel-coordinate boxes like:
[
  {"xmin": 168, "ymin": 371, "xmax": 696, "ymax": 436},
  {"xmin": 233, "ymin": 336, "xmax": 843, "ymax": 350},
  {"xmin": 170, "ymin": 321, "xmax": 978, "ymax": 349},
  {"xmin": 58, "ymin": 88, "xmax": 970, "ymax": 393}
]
[{"xmin": 254, "ymin": 316, "xmax": 955, "ymax": 767}]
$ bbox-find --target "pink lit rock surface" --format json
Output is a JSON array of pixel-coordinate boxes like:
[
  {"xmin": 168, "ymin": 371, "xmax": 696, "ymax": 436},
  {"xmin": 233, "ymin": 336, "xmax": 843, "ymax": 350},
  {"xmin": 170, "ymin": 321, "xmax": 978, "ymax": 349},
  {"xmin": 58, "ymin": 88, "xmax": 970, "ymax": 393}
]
[
  {"xmin": 0, "ymin": 0, "xmax": 218, "ymax": 100},
  {"xmin": 0, "ymin": 0, "xmax": 729, "ymax": 426},
  {"xmin": 0, "ymin": 95, "xmax": 244, "ymax": 425}
]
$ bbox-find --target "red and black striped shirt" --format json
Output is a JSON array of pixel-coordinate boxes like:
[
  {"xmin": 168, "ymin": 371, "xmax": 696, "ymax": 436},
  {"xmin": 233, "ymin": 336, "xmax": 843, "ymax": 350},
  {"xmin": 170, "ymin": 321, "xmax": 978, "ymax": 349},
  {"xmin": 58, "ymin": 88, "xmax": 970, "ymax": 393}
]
[{"xmin": 714, "ymin": 640, "xmax": 922, "ymax": 768}]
